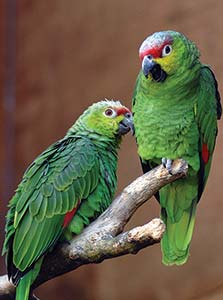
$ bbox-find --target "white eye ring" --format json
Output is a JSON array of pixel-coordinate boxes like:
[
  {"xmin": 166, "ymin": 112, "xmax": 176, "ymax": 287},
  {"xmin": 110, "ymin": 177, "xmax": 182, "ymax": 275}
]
[
  {"xmin": 162, "ymin": 44, "xmax": 172, "ymax": 57},
  {"xmin": 103, "ymin": 108, "xmax": 117, "ymax": 118}
]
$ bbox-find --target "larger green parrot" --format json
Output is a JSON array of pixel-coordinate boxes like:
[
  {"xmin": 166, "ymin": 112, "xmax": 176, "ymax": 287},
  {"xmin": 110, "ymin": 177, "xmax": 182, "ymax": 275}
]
[
  {"xmin": 132, "ymin": 30, "xmax": 222, "ymax": 265},
  {"xmin": 2, "ymin": 100, "xmax": 133, "ymax": 300}
]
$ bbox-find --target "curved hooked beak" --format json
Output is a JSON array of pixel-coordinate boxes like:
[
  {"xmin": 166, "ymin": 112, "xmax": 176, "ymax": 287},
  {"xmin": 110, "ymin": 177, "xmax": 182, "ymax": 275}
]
[
  {"xmin": 142, "ymin": 55, "xmax": 167, "ymax": 82},
  {"xmin": 118, "ymin": 115, "xmax": 134, "ymax": 136}
]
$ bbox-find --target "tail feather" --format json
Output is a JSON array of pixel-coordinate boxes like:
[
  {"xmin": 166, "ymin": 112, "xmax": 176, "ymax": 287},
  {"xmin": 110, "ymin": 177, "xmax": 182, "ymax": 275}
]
[
  {"xmin": 161, "ymin": 198, "xmax": 197, "ymax": 265},
  {"xmin": 15, "ymin": 258, "xmax": 43, "ymax": 300},
  {"xmin": 16, "ymin": 271, "xmax": 32, "ymax": 300}
]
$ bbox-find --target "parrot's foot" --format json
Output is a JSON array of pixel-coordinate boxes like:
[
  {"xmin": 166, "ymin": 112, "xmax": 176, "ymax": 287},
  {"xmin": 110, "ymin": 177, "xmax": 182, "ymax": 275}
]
[{"xmin": 162, "ymin": 158, "xmax": 173, "ymax": 174}]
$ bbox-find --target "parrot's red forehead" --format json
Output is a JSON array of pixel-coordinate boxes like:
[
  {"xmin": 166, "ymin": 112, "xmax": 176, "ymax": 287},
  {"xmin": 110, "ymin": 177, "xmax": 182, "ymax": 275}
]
[
  {"xmin": 139, "ymin": 34, "xmax": 173, "ymax": 61},
  {"xmin": 114, "ymin": 107, "xmax": 131, "ymax": 116},
  {"xmin": 139, "ymin": 41, "xmax": 171, "ymax": 61}
]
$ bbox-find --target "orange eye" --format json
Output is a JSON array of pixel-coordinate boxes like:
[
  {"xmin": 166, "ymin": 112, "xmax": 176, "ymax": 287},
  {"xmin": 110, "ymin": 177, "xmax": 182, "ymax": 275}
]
[{"xmin": 104, "ymin": 108, "xmax": 117, "ymax": 118}]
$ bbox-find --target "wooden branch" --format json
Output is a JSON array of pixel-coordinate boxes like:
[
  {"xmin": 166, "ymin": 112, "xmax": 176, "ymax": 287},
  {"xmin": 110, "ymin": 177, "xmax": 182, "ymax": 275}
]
[{"xmin": 0, "ymin": 159, "xmax": 188, "ymax": 299}]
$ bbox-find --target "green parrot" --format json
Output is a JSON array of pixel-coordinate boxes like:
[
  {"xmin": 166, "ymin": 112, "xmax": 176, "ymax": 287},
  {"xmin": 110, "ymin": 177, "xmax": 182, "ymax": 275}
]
[
  {"xmin": 2, "ymin": 100, "xmax": 133, "ymax": 300},
  {"xmin": 132, "ymin": 30, "xmax": 222, "ymax": 265}
]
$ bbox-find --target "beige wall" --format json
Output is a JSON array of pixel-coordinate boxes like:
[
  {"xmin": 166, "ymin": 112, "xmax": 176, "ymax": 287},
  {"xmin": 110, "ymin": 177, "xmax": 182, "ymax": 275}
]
[{"xmin": 1, "ymin": 0, "xmax": 223, "ymax": 299}]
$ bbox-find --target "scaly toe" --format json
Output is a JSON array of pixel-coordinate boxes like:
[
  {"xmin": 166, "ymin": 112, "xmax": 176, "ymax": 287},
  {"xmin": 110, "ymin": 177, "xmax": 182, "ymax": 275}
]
[{"xmin": 161, "ymin": 158, "xmax": 173, "ymax": 175}]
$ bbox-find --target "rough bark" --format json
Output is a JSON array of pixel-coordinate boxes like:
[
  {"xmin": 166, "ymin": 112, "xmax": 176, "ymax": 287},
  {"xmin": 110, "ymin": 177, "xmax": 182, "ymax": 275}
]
[{"xmin": 0, "ymin": 159, "xmax": 188, "ymax": 300}]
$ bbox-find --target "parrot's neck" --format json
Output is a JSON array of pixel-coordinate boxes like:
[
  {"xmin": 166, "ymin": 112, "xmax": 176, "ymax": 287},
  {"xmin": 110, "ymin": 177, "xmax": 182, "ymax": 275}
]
[
  {"xmin": 138, "ymin": 62, "xmax": 201, "ymax": 102},
  {"xmin": 65, "ymin": 124, "xmax": 121, "ymax": 151},
  {"xmin": 66, "ymin": 127, "xmax": 120, "ymax": 177}
]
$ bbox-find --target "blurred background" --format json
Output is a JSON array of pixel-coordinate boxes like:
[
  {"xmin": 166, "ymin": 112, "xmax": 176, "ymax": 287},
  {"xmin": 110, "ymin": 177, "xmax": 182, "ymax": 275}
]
[{"xmin": 0, "ymin": 0, "xmax": 223, "ymax": 299}]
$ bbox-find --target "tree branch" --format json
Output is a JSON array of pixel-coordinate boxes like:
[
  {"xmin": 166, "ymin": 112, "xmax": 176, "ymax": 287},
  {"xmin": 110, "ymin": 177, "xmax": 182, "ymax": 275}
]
[{"xmin": 0, "ymin": 159, "xmax": 188, "ymax": 299}]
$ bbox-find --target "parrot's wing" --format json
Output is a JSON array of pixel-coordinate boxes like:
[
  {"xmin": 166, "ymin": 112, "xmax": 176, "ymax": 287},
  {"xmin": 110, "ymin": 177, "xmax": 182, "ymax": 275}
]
[
  {"xmin": 4, "ymin": 136, "xmax": 99, "ymax": 282},
  {"xmin": 196, "ymin": 65, "xmax": 222, "ymax": 200}
]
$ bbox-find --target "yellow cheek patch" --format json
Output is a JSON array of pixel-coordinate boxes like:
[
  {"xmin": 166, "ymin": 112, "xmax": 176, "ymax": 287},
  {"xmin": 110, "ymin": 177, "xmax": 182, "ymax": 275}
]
[{"xmin": 154, "ymin": 52, "xmax": 179, "ymax": 75}]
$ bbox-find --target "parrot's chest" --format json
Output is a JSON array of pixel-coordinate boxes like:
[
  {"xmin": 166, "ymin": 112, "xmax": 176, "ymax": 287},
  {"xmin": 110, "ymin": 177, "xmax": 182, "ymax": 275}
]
[{"xmin": 134, "ymin": 97, "xmax": 199, "ymax": 162}]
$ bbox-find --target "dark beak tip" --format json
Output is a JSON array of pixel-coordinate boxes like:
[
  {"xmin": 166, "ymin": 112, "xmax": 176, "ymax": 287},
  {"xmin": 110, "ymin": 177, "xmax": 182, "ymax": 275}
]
[
  {"xmin": 142, "ymin": 69, "xmax": 149, "ymax": 78},
  {"xmin": 129, "ymin": 122, "xmax": 135, "ymax": 135}
]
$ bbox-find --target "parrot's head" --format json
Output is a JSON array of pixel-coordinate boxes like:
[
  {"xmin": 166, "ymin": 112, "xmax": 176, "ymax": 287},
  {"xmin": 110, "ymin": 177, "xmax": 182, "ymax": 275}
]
[
  {"xmin": 70, "ymin": 100, "xmax": 134, "ymax": 139},
  {"xmin": 139, "ymin": 30, "xmax": 200, "ymax": 83}
]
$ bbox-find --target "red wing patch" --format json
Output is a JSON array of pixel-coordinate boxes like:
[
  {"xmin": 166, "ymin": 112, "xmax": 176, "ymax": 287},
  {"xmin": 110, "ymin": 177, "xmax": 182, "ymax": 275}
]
[
  {"xmin": 63, "ymin": 201, "xmax": 80, "ymax": 228},
  {"xmin": 202, "ymin": 143, "xmax": 209, "ymax": 164}
]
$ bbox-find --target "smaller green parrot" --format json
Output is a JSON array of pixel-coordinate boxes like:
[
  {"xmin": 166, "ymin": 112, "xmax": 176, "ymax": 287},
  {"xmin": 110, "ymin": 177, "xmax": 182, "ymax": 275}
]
[
  {"xmin": 132, "ymin": 30, "xmax": 222, "ymax": 265},
  {"xmin": 2, "ymin": 100, "xmax": 133, "ymax": 300}
]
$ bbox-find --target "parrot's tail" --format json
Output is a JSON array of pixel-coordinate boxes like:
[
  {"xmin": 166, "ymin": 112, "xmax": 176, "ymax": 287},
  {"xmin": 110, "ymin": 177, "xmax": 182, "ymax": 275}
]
[
  {"xmin": 16, "ymin": 271, "xmax": 32, "ymax": 300},
  {"xmin": 161, "ymin": 198, "xmax": 197, "ymax": 265},
  {"xmin": 15, "ymin": 258, "xmax": 43, "ymax": 300}
]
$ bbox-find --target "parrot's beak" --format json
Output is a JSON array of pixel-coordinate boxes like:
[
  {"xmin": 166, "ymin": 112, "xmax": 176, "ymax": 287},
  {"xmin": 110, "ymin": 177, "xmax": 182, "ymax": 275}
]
[
  {"xmin": 118, "ymin": 115, "xmax": 134, "ymax": 136},
  {"xmin": 142, "ymin": 55, "xmax": 167, "ymax": 82}
]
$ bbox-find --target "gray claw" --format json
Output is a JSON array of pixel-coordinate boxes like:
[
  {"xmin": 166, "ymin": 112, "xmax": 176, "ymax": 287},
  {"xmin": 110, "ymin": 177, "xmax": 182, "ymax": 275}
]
[
  {"xmin": 162, "ymin": 158, "xmax": 173, "ymax": 174},
  {"xmin": 162, "ymin": 158, "xmax": 167, "ymax": 166}
]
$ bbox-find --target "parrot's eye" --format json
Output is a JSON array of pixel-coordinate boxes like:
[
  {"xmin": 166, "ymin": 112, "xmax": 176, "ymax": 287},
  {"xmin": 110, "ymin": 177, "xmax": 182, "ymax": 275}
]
[
  {"xmin": 104, "ymin": 108, "xmax": 117, "ymax": 118},
  {"xmin": 162, "ymin": 45, "xmax": 172, "ymax": 57}
]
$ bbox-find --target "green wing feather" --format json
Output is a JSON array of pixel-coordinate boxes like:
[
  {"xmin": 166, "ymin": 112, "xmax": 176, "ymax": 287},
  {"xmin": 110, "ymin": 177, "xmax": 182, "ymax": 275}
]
[
  {"xmin": 3, "ymin": 136, "xmax": 100, "ymax": 276},
  {"xmin": 196, "ymin": 65, "xmax": 221, "ymax": 188}
]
